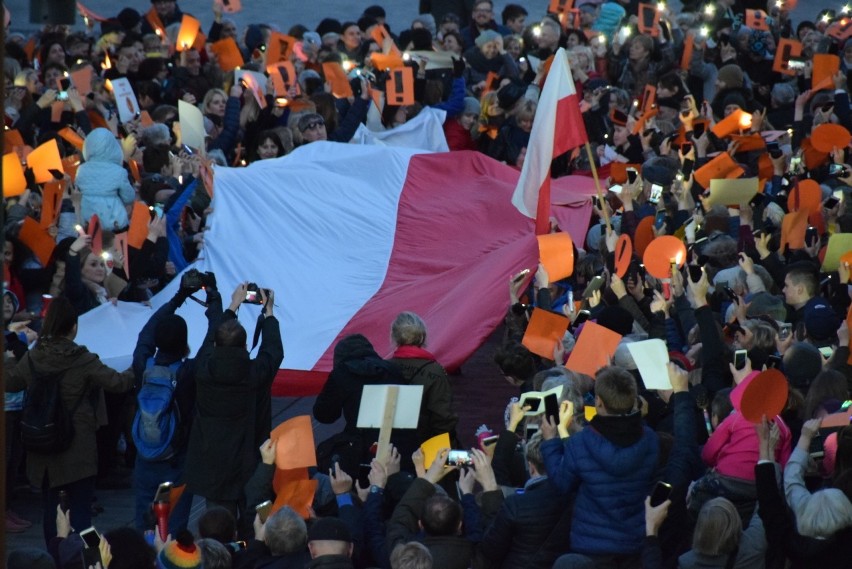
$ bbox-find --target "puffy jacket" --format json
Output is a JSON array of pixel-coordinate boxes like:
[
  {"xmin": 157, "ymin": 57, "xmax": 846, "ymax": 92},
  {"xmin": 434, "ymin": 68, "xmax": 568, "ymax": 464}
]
[
  {"xmin": 76, "ymin": 128, "xmax": 135, "ymax": 231},
  {"xmin": 541, "ymin": 413, "xmax": 660, "ymax": 556}
]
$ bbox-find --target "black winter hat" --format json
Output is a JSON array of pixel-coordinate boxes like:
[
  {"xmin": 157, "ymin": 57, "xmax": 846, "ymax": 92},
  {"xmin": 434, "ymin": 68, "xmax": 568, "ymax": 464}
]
[
  {"xmin": 155, "ymin": 314, "xmax": 188, "ymax": 355},
  {"xmin": 596, "ymin": 305, "xmax": 634, "ymax": 336}
]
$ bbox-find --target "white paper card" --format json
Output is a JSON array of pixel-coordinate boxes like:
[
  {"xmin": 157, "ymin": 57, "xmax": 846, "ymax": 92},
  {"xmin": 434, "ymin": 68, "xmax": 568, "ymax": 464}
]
[
  {"xmin": 178, "ymin": 100, "xmax": 206, "ymax": 152},
  {"xmin": 357, "ymin": 384, "xmax": 424, "ymax": 429},
  {"xmin": 519, "ymin": 385, "xmax": 564, "ymax": 416},
  {"xmin": 626, "ymin": 339, "xmax": 672, "ymax": 390},
  {"xmin": 111, "ymin": 78, "xmax": 140, "ymax": 123}
]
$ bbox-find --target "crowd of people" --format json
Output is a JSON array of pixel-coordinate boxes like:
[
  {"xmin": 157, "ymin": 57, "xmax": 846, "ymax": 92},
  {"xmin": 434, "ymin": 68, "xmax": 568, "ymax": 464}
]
[{"xmin": 6, "ymin": 0, "xmax": 852, "ymax": 567}]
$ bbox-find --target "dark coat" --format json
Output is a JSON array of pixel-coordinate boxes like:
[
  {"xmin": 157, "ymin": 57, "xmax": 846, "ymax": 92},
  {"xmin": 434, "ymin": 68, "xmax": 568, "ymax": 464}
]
[
  {"xmin": 388, "ymin": 355, "xmax": 458, "ymax": 445},
  {"xmin": 4, "ymin": 337, "xmax": 134, "ymax": 487},
  {"xmin": 478, "ymin": 477, "xmax": 567, "ymax": 569},
  {"xmin": 184, "ymin": 310, "xmax": 284, "ymax": 501},
  {"xmin": 307, "ymin": 555, "xmax": 356, "ymax": 569}
]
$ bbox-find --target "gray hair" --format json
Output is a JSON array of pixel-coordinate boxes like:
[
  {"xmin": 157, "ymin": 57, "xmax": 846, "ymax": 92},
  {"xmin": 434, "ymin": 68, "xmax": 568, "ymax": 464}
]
[
  {"xmin": 797, "ymin": 489, "xmax": 852, "ymax": 538},
  {"xmin": 391, "ymin": 311, "xmax": 427, "ymax": 347},
  {"xmin": 197, "ymin": 538, "xmax": 232, "ymax": 569},
  {"xmin": 264, "ymin": 507, "xmax": 307, "ymax": 556},
  {"xmin": 390, "ymin": 542, "xmax": 433, "ymax": 569},
  {"xmin": 770, "ymin": 83, "xmax": 796, "ymax": 106},
  {"xmin": 411, "ymin": 14, "xmax": 437, "ymax": 37}
]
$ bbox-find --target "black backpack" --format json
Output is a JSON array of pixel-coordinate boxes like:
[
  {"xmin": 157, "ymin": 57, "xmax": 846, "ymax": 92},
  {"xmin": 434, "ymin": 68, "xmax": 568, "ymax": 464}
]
[{"xmin": 20, "ymin": 357, "xmax": 84, "ymax": 454}]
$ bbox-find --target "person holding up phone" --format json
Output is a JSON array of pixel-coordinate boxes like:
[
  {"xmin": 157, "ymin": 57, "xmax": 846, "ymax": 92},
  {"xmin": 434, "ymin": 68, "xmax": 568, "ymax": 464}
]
[{"xmin": 184, "ymin": 283, "xmax": 283, "ymax": 535}]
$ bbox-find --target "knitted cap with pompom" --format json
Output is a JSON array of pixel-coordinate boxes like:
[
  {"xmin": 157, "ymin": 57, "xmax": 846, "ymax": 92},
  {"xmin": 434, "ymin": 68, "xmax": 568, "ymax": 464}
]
[{"xmin": 157, "ymin": 530, "xmax": 201, "ymax": 569}]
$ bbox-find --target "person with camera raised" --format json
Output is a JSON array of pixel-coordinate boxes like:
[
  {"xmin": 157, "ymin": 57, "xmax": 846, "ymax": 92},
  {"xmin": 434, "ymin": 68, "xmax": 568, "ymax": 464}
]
[
  {"xmin": 184, "ymin": 281, "xmax": 283, "ymax": 537},
  {"xmin": 130, "ymin": 269, "xmax": 221, "ymax": 534}
]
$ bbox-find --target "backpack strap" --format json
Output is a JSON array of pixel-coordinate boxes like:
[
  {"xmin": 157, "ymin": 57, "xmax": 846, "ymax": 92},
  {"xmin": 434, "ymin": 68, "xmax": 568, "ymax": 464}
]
[
  {"xmin": 27, "ymin": 355, "xmax": 87, "ymax": 417},
  {"xmin": 407, "ymin": 360, "xmax": 434, "ymax": 383}
]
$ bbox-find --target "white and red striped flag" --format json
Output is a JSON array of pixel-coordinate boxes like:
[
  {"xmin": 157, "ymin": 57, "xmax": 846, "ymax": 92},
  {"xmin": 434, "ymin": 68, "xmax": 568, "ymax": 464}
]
[{"xmin": 511, "ymin": 47, "xmax": 589, "ymax": 235}]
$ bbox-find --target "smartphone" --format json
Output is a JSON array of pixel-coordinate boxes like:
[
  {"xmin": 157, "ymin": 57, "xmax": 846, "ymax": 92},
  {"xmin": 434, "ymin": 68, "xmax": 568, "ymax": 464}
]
[
  {"xmin": 692, "ymin": 122, "xmax": 705, "ymax": 139},
  {"xmin": 688, "ymin": 265, "xmax": 704, "ymax": 283},
  {"xmin": 481, "ymin": 435, "xmax": 499, "ymax": 448},
  {"xmin": 654, "ymin": 210, "xmax": 666, "ymax": 230},
  {"xmin": 649, "ymin": 481, "xmax": 673, "ymax": 507},
  {"xmin": 825, "ymin": 196, "xmax": 841, "ymax": 209},
  {"xmin": 609, "ymin": 184, "xmax": 624, "ymax": 194},
  {"xmin": 779, "ymin": 323, "xmax": 792, "ymax": 340},
  {"xmin": 805, "ymin": 225, "xmax": 818, "ymax": 244},
  {"xmin": 584, "ymin": 275, "xmax": 605, "ymax": 298},
  {"xmin": 627, "ymin": 168, "xmax": 639, "ymax": 184},
  {"xmin": 734, "ymin": 349, "xmax": 748, "ymax": 371},
  {"xmin": 255, "ymin": 500, "xmax": 273, "ymax": 523},
  {"xmin": 80, "ymin": 527, "xmax": 101, "ymax": 549},
  {"xmin": 819, "ymin": 346, "xmax": 834, "ymax": 359},
  {"xmin": 829, "ymin": 163, "xmax": 847, "ymax": 178},
  {"xmin": 767, "ymin": 141, "xmax": 782, "ymax": 158},
  {"xmin": 153, "ymin": 481, "xmax": 172, "ymax": 503},
  {"xmin": 544, "ymin": 393, "xmax": 560, "ymax": 425},
  {"xmin": 447, "ymin": 450, "xmax": 473, "ymax": 466},
  {"xmin": 573, "ymin": 310, "xmax": 591, "ymax": 326},
  {"xmin": 59, "ymin": 490, "xmax": 70, "ymax": 513},
  {"xmin": 681, "ymin": 142, "xmax": 692, "ymax": 155},
  {"xmin": 649, "ymin": 184, "xmax": 664, "ymax": 204},
  {"xmin": 749, "ymin": 193, "xmax": 766, "ymax": 209},
  {"xmin": 766, "ymin": 354, "xmax": 782, "ymax": 369},
  {"xmin": 788, "ymin": 58, "xmax": 806, "ymax": 70}
]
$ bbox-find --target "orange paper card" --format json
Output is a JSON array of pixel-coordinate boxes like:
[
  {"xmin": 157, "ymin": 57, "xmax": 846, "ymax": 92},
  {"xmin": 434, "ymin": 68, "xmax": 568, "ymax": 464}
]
[
  {"xmin": 711, "ymin": 109, "xmax": 752, "ymax": 139},
  {"xmin": 128, "ymin": 201, "xmax": 151, "ymax": 249},
  {"xmin": 693, "ymin": 152, "xmax": 744, "ymax": 189},
  {"xmin": 168, "ymin": 484, "xmax": 186, "ymax": 513},
  {"xmin": 787, "ymin": 179, "xmax": 822, "ymax": 214},
  {"xmin": 812, "ymin": 54, "xmax": 840, "ymax": 91},
  {"xmin": 267, "ymin": 62, "xmax": 299, "ymax": 96},
  {"xmin": 634, "ymin": 215, "xmax": 656, "ymax": 258},
  {"xmin": 680, "ymin": 33, "xmax": 694, "ymax": 70},
  {"xmin": 19, "ymin": 217, "xmax": 56, "ymax": 266},
  {"xmin": 176, "ymin": 15, "xmax": 201, "ymax": 52},
  {"xmin": 615, "ymin": 234, "xmax": 633, "ymax": 278},
  {"xmin": 642, "ymin": 84, "xmax": 656, "ymax": 113},
  {"xmin": 730, "ymin": 133, "xmax": 765, "ymax": 152},
  {"xmin": 271, "ymin": 478, "xmax": 317, "ymax": 519},
  {"xmin": 370, "ymin": 24, "xmax": 401, "ymax": 56},
  {"xmin": 211, "ymin": 38, "xmax": 244, "ymax": 73},
  {"xmin": 40, "ymin": 182, "xmax": 63, "ymax": 228},
  {"xmin": 3, "ymin": 153, "xmax": 27, "ymax": 197},
  {"xmin": 522, "ymin": 308, "xmax": 570, "ymax": 360},
  {"xmin": 386, "ymin": 67, "xmax": 415, "ymax": 106},
  {"xmin": 637, "ymin": 4, "xmax": 661, "ymax": 37},
  {"xmin": 58, "ymin": 127, "xmax": 85, "ymax": 150},
  {"xmin": 4, "ymin": 128, "xmax": 25, "ymax": 153},
  {"xmin": 827, "ymin": 18, "xmax": 852, "ymax": 42},
  {"xmin": 745, "ymin": 10, "xmax": 770, "ymax": 31},
  {"xmin": 549, "ymin": 0, "xmax": 575, "ymax": 15},
  {"xmin": 87, "ymin": 214, "xmax": 103, "ymax": 256},
  {"xmin": 322, "ymin": 62, "xmax": 354, "ymax": 98},
  {"xmin": 810, "ymin": 123, "xmax": 851, "ymax": 153},
  {"xmin": 537, "ymin": 231, "xmax": 575, "ymax": 280},
  {"xmin": 27, "ymin": 139, "xmax": 64, "ymax": 184},
  {"xmin": 780, "ymin": 210, "xmax": 808, "ymax": 251},
  {"xmin": 270, "ymin": 415, "xmax": 317, "ymax": 470},
  {"xmin": 370, "ymin": 52, "xmax": 406, "ymax": 70},
  {"xmin": 265, "ymin": 32, "xmax": 296, "ymax": 64},
  {"xmin": 70, "ymin": 65, "xmax": 93, "ymax": 96},
  {"xmin": 773, "ymin": 38, "xmax": 802, "ymax": 76},
  {"xmin": 565, "ymin": 321, "xmax": 622, "ymax": 377}
]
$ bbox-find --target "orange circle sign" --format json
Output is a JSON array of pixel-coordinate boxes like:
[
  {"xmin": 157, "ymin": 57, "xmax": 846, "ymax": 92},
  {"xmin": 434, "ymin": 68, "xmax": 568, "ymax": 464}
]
[
  {"xmin": 811, "ymin": 123, "xmax": 852, "ymax": 154},
  {"xmin": 739, "ymin": 369, "xmax": 789, "ymax": 423},
  {"xmin": 642, "ymin": 236, "xmax": 687, "ymax": 279}
]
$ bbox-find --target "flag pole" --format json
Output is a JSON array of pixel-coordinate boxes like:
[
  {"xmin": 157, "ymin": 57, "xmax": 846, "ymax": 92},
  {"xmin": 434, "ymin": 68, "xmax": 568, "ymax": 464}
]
[{"xmin": 583, "ymin": 142, "xmax": 611, "ymax": 231}]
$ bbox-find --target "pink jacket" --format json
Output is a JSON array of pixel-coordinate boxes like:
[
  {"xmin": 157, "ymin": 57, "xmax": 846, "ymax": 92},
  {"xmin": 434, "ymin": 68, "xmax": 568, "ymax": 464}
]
[{"xmin": 701, "ymin": 412, "xmax": 792, "ymax": 481}]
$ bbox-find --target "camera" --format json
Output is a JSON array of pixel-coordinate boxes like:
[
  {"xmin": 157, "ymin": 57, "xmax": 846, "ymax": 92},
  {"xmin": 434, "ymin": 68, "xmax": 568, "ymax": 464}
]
[
  {"xmin": 180, "ymin": 269, "xmax": 216, "ymax": 292},
  {"xmin": 244, "ymin": 282, "xmax": 269, "ymax": 305}
]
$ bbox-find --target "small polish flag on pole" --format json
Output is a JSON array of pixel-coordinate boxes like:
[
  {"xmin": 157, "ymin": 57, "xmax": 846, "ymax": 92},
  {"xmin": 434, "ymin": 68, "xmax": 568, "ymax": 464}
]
[{"xmin": 511, "ymin": 47, "xmax": 593, "ymax": 235}]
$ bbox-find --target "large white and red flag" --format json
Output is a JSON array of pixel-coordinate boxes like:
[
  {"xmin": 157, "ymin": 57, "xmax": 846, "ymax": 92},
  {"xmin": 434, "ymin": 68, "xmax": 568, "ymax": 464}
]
[
  {"xmin": 77, "ymin": 143, "xmax": 594, "ymax": 396},
  {"xmin": 511, "ymin": 47, "xmax": 589, "ymax": 235}
]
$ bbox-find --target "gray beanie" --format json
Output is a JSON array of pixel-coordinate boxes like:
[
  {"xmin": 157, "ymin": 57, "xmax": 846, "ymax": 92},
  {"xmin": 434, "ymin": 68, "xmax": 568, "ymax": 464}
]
[
  {"xmin": 463, "ymin": 97, "xmax": 481, "ymax": 116},
  {"xmin": 412, "ymin": 14, "xmax": 437, "ymax": 37},
  {"xmin": 475, "ymin": 29, "xmax": 501, "ymax": 47}
]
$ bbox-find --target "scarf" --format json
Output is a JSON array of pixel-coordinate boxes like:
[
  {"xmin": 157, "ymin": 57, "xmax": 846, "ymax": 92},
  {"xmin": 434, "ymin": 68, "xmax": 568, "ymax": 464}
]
[{"xmin": 392, "ymin": 345, "xmax": 437, "ymax": 361}]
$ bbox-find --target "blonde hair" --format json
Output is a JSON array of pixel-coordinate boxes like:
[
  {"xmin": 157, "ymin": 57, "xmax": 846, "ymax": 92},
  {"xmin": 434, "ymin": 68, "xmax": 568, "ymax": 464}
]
[
  {"xmin": 692, "ymin": 498, "xmax": 741, "ymax": 555},
  {"xmin": 569, "ymin": 45, "xmax": 595, "ymax": 73},
  {"xmin": 513, "ymin": 99, "xmax": 537, "ymax": 122},
  {"xmin": 201, "ymin": 88, "xmax": 228, "ymax": 115}
]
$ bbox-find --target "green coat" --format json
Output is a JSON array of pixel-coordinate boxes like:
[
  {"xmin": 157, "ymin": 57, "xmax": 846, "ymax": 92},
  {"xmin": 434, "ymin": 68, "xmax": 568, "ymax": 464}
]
[{"xmin": 4, "ymin": 337, "xmax": 134, "ymax": 488}]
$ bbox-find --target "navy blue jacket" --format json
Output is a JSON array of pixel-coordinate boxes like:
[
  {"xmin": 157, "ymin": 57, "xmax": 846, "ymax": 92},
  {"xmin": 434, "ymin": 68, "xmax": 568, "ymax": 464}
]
[{"xmin": 541, "ymin": 415, "xmax": 659, "ymax": 556}]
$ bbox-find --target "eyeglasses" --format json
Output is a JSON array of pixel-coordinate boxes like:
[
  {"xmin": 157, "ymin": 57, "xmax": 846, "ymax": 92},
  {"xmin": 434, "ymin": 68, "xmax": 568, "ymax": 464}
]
[{"xmin": 301, "ymin": 120, "xmax": 325, "ymax": 131}]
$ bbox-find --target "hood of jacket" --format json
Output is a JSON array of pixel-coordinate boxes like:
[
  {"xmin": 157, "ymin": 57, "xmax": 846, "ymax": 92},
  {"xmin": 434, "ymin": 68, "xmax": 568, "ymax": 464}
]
[
  {"xmin": 31, "ymin": 337, "xmax": 97, "ymax": 374},
  {"xmin": 332, "ymin": 334, "xmax": 399, "ymax": 382},
  {"xmin": 82, "ymin": 128, "xmax": 124, "ymax": 165}
]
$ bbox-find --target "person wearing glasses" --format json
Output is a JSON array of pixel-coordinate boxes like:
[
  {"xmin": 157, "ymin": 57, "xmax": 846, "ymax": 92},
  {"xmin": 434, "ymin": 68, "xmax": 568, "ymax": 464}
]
[
  {"xmin": 460, "ymin": 0, "xmax": 510, "ymax": 50},
  {"xmin": 296, "ymin": 77, "xmax": 371, "ymax": 144}
]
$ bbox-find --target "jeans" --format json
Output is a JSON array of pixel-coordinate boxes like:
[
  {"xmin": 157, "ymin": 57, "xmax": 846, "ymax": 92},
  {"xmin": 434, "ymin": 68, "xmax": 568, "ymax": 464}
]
[
  {"xmin": 133, "ymin": 454, "xmax": 193, "ymax": 534},
  {"xmin": 42, "ymin": 475, "xmax": 96, "ymax": 544}
]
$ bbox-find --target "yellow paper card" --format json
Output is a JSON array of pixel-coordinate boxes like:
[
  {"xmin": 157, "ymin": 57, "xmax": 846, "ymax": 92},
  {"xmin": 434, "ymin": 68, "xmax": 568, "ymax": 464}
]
[{"xmin": 421, "ymin": 433, "xmax": 451, "ymax": 469}]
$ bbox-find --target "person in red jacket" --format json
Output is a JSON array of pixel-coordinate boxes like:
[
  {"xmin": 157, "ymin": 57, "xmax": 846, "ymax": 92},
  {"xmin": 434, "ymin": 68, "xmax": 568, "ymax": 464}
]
[{"xmin": 444, "ymin": 97, "xmax": 480, "ymax": 151}]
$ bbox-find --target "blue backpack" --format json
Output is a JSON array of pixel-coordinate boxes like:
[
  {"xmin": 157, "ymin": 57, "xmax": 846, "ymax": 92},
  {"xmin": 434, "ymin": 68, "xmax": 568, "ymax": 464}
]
[{"xmin": 132, "ymin": 359, "xmax": 182, "ymax": 461}]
